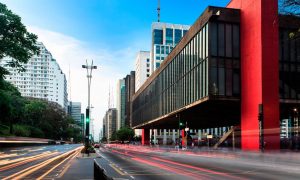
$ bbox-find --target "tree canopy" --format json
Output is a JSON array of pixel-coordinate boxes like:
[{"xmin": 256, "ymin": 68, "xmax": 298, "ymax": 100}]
[{"xmin": 0, "ymin": 2, "xmax": 39, "ymax": 79}]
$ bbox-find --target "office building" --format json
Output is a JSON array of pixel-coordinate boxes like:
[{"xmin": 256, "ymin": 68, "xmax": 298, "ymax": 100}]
[
  {"xmin": 116, "ymin": 79, "xmax": 126, "ymax": 130},
  {"xmin": 103, "ymin": 108, "xmax": 117, "ymax": 141},
  {"xmin": 135, "ymin": 51, "xmax": 150, "ymax": 91},
  {"xmin": 68, "ymin": 102, "xmax": 81, "ymax": 124},
  {"xmin": 151, "ymin": 22, "xmax": 190, "ymax": 72},
  {"xmin": 124, "ymin": 71, "xmax": 135, "ymax": 127}
]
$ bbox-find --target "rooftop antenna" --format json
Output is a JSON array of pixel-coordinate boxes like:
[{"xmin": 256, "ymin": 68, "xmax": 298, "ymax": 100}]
[
  {"xmin": 108, "ymin": 83, "xmax": 111, "ymax": 109},
  {"xmin": 68, "ymin": 63, "xmax": 72, "ymax": 102},
  {"xmin": 157, "ymin": 0, "xmax": 160, "ymax": 22},
  {"xmin": 111, "ymin": 86, "xmax": 114, "ymax": 108}
]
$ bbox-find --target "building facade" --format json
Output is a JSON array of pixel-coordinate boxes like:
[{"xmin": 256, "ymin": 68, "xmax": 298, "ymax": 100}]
[
  {"xmin": 103, "ymin": 108, "xmax": 117, "ymax": 141},
  {"xmin": 151, "ymin": 22, "xmax": 190, "ymax": 73},
  {"xmin": 135, "ymin": 51, "xmax": 150, "ymax": 92},
  {"xmin": 133, "ymin": 2, "xmax": 300, "ymax": 150},
  {"xmin": 124, "ymin": 71, "xmax": 135, "ymax": 127},
  {"xmin": 0, "ymin": 42, "xmax": 68, "ymax": 109},
  {"xmin": 116, "ymin": 79, "xmax": 126, "ymax": 130},
  {"xmin": 68, "ymin": 102, "xmax": 82, "ymax": 124}
]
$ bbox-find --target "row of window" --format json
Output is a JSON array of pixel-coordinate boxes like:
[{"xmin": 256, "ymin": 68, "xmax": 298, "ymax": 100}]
[
  {"xmin": 153, "ymin": 28, "xmax": 188, "ymax": 45},
  {"xmin": 133, "ymin": 24, "xmax": 210, "ymax": 126},
  {"xmin": 279, "ymin": 28, "xmax": 300, "ymax": 100}
]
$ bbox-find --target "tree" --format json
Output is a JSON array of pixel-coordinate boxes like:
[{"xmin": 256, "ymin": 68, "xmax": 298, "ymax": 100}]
[
  {"xmin": 0, "ymin": 2, "xmax": 39, "ymax": 79},
  {"xmin": 279, "ymin": 0, "xmax": 300, "ymax": 17},
  {"xmin": 116, "ymin": 127, "xmax": 135, "ymax": 143}
]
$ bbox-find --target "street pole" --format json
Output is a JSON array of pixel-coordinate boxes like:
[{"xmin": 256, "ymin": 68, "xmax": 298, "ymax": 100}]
[
  {"xmin": 82, "ymin": 60, "xmax": 97, "ymax": 152},
  {"xmin": 259, "ymin": 104, "xmax": 264, "ymax": 152}
]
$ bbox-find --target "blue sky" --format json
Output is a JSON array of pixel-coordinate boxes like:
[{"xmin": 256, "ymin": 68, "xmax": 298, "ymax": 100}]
[
  {"xmin": 2, "ymin": 0, "xmax": 229, "ymax": 50},
  {"xmin": 1, "ymin": 0, "xmax": 230, "ymax": 140}
]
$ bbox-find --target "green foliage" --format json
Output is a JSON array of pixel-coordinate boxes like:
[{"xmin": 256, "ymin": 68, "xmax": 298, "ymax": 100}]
[
  {"xmin": 29, "ymin": 126, "xmax": 44, "ymax": 138},
  {"xmin": 0, "ymin": 2, "xmax": 39, "ymax": 79},
  {"xmin": 13, "ymin": 124, "xmax": 30, "ymax": 137},
  {"xmin": 0, "ymin": 124, "xmax": 10, "ymax": 135},
  {"xmin": 116, "ymin": 127, "xmax": 135, "ymax": 143}
]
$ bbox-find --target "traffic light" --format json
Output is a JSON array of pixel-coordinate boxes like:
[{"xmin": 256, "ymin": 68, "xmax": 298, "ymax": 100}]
[
  {"xmin": 179, "ymin": 121, "xmax": 184, "ymax": 130},
  {"xmin": 86, "ymin": 108, "xmax": 90, "ymax": 123}
]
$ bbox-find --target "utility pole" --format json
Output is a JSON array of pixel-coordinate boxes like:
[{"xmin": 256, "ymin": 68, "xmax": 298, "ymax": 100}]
[
  {"xmin": 157, "ymin": 0, "xmax": 160, "ymax": 22},
  {"xmin": 82, "ymin": 60, "xmax": 97, "ymax": 153}
]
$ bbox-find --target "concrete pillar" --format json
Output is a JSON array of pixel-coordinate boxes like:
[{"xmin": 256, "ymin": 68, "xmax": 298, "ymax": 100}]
[
  {"xmin": 227, "ymin": 0, "xmax": 280, "ymax": 150},
  {"xmin": 154, "ymin": 129, "xmax": 157, "ymax": 144},
  {"xmin": 172, "ymin": 129, "xmax": 176, "ymax": 144},
  {"xmin": 142, "ymin": 129, "xmax": 150, "ymax": 145},
  {"xmin": 198, "ymin": 129, "xmax": 201, "ymax": 140},
  {"xmin": 163, "ymin": 129, "xmax": 167, "ymax": 145}
]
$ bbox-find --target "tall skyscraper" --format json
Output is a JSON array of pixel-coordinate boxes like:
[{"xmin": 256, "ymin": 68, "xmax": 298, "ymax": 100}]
[
  {"xmin": 68, "ymin": 102, "xmax": 81, "ymax": 124},
  {"xmin": 124, "ymin": 71, "xmax": 135, "ymax": 127},
  {"xmin": 135, "ymin": 51, "xmax": 150, "ymax": 92},
  {"xmin": 151, "ymin": 22, "xmax": 190, "ymax": 72},
  {"xmin": 0, "ymin": 42, "xmax": 68, "ymax": 109},
  {"xmin": 103, "ymin": 108, "xmax": 117, "ymax": 141},
  {"xmin": 116, "ymin": 79, "xmax": 126, "ymax": 130}
]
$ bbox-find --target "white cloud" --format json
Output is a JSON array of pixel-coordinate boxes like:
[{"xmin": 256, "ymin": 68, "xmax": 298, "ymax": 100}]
[{"xmin": 28, "ymin": 26, "xmax": 136, "ymax": 141}]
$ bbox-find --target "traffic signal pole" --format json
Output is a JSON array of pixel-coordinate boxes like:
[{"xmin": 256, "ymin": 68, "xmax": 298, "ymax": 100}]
[{"xmin": 82, "ymin": 60, "xmax": 97, "ymax": 152}]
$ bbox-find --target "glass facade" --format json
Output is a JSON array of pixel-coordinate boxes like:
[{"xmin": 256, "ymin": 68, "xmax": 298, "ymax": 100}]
[
  {"xmin": 154, "ymin": 29, "xmax": 163, "ymax": 45},
  {"xmin": 175, "ymin": 29, "xmax": 183, "ymax": 44},
  {"xmin": 166, "ymin": 28, "xmax": 173, "ymax": 45},
  {"xmin": 132, "ymin": 21, "xmax": 240, "ymax": 127},
  {"xmin": 279, "ymin": 28, "xmax": 300, "ymax": 100},
  {"xmin": 210, "ymin": 22, "xmax": 240, "ymax": 97}
]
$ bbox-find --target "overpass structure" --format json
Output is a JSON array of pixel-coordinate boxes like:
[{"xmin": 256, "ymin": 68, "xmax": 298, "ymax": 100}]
[{"xmin": 132, "ymin": 0, "xmax": 300, "ymax": 151}]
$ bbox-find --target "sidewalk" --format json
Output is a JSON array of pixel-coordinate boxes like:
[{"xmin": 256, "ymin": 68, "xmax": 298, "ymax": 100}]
[{"xmin": 58, "ymin": 151, "xmax": 129, "ymax": 180}]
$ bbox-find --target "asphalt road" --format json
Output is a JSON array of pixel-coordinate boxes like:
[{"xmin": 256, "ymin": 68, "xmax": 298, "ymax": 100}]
[
  {"xmin": 0, "ymin": 144, "xmax": 82, "ymax": 179},
  {"xmin": 98, "ymin": 144, "xmax": 300, "ymax": 180}
]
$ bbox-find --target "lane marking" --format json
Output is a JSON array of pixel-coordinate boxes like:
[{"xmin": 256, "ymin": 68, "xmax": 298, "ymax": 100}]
[
  {"xmin": 37, "ymin": 148, "xmax": 81, "ymax": 179},
  {"xmin": 57, "ymin": 164, "xmax": 71, "ymax": 178},
  {"xmin": 109, "ymin": 163, "xmax": 125, "ymax": 175},
  {"xmin": 3, "ymin": 146, "xmax": 82, "ymax": 180},
  {"xmin": 0, "ymin": 151, "xmax": 58, "ymax": 172}
]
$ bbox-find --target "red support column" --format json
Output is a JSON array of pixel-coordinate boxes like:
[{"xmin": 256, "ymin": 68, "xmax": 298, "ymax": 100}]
[
  {"xmin": 227, "ymin": 0, "xmax": 280, "ymax": 150},
  {"xmin": 142, "ymin": 129, "xmax": 150, "ymax": 145},
  {"xmin": 181, "ymin": 129, "xmax": 185, "ymax": 147}
]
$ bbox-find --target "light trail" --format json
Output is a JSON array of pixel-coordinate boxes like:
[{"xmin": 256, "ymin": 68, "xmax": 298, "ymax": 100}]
[
  {"xmin": 36, "ymin": 147, "xmax": 82, "ymax": 180},
  {"xmin": 132, "ymin": 157, "xmax": 203, "ymax": 180},
  {"xmin": 0, "ymin": 151, "xmax": 57, "ymax": 171},
  {"xmin": 3, "ymin": 146, "xmax": 82, "ymax": 180},
  {"xmin": 151, "ymin": 157, "xmax": 245, "ymax": 180}
]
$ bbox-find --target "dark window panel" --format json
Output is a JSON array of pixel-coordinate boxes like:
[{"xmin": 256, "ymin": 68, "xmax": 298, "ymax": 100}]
[
  {"xmin": 218, "ymin": 23, "xmax": 225, "ymax": 57},
  {"xmin": 225, "ymin": 24, "xmax": 233, "ymax": 57}
]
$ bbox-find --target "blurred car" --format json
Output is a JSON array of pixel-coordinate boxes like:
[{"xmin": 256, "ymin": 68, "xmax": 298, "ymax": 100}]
[{"xmin": 94, "ymin": 144, "xmax": 100, "ymax": 148}]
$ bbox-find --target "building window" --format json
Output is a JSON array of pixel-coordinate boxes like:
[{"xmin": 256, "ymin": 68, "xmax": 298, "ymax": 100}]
[
  {"xmin": 166, "ymin": 28, "xmax": 173, "ymax": 45},
  {"xmin": 154, "ymin": 29, "xmax": 163, "ymax": 44},
  {"xmin": 175, "ymin": 29, "xmax": 182, "ymax": 44}
]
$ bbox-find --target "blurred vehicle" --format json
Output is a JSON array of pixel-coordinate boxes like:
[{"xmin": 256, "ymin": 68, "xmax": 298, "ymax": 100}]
[{"xmin": 94, "ymin": 144, "xmax": 100, "ymax": 148}]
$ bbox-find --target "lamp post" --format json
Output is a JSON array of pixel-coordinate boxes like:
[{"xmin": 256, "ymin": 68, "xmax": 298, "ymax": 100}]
[
  {"xmin": 82, "ymin": 60, "xmax": 97, "ymax": 151},
  {"xmin": 293, "ymin": 108, "xmax": 299, "ymax": 150}
]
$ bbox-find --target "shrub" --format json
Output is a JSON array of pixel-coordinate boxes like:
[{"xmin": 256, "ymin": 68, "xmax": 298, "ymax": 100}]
[
  {"xmin": 13, "ymin": 124, "xmax": 30, "ymax": 137},
  {"xmin": 29, "ymin": 126, "xmax": 44, "ymax": 138}
]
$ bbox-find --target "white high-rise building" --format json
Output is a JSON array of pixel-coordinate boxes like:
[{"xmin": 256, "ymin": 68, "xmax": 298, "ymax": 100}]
[
  {"xmin": 0, "ymin": 42, "xmax": 68, "ymax": 109},
  {"xmin": 151, "ymin": 22, "xmax": 190, "ymax": 73},
  {"xmin": 135, "ymin": 51, "xmax": 150, "ymax": 92}
]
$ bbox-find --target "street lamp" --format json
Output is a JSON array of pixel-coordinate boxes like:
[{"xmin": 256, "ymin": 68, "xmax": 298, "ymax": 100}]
[
  {"xmin": 292, "ymin": 108, "xmax": 299, "ymax": 150},
  {"xmin": 82, "ymin": 60, "xmax": 97, "ymax": 151}
]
